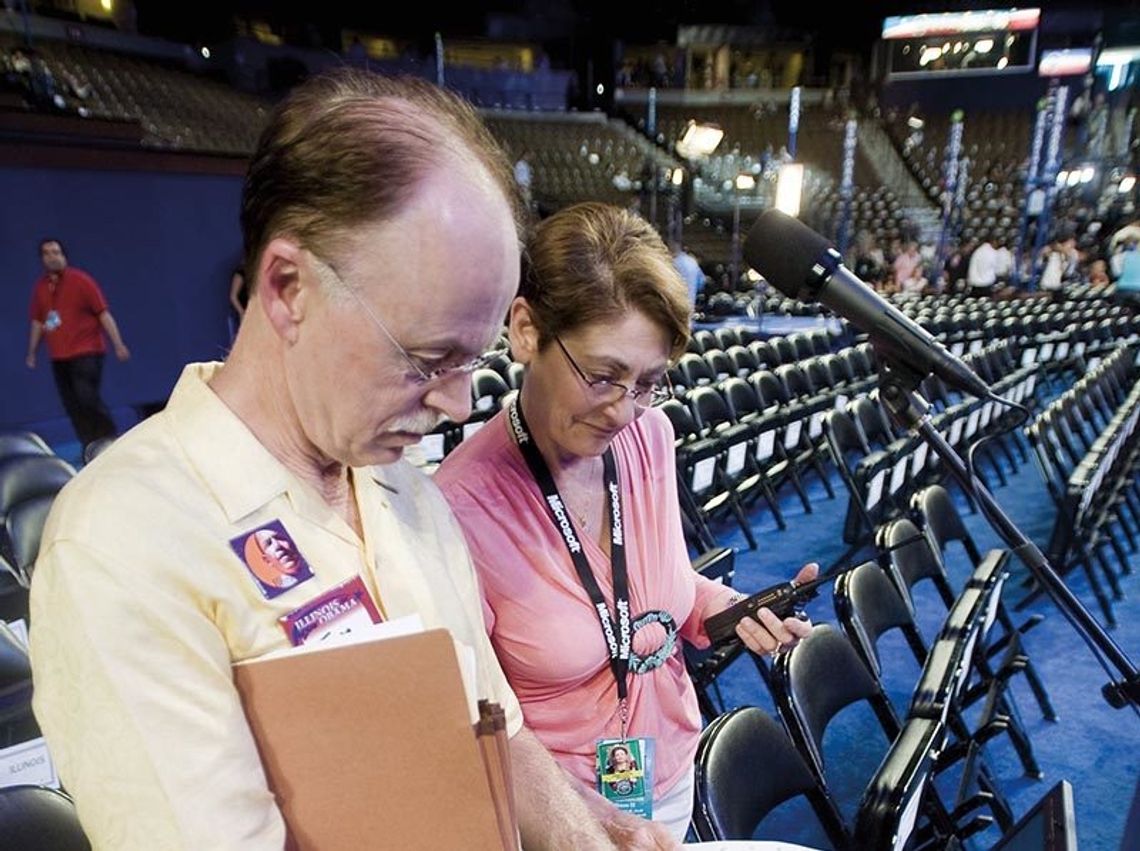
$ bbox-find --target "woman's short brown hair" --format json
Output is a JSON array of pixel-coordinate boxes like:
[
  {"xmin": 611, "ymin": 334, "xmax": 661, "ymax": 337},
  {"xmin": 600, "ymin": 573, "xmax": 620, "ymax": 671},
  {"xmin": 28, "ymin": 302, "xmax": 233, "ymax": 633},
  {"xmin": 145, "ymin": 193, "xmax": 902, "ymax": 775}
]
[
  {"xmin": 521, "ymin": 202, "xmax": 691, "ymax": 359},
  {"xmin": 241, "ymin": 68, "xmax": 523, "ymax": 286}
]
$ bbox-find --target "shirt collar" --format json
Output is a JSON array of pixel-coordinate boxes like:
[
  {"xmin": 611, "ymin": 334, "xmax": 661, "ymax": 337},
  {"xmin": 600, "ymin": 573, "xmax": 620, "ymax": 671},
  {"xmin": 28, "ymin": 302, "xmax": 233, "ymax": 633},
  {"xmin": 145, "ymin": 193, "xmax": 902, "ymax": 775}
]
[
  {"xmin": 165, "ymin": 362, "xmax": 296, "ymax": 524},
  {"xmin": 167, "ymin": 363, "xmax": 403, "ymax": 524}
]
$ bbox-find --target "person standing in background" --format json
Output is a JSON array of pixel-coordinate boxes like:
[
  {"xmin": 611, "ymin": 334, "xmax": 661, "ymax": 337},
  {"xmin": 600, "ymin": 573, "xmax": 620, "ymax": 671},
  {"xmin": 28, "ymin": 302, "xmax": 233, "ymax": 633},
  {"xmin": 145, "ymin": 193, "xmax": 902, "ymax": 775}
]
[
  {"xmin": 229, "ymin": 266, "xmax": 249, "ymax": 319},
  {"xmin": 25, "ymin": 238, "xmax": 130, "ymax": 450},
  {"xmin": 514, "ymin": 149, "xmax": 535, "ymax": 213},
  {"xmin": 670, "ymin": 239, "xmax": 705, "ymax": 306},
  {"xmin": 228, "ymin": 265, "xmax": 249, "ymax": 342},
  {"xmin": 967, "ymin": 231, "xmax": 998, "ymax": 297}
]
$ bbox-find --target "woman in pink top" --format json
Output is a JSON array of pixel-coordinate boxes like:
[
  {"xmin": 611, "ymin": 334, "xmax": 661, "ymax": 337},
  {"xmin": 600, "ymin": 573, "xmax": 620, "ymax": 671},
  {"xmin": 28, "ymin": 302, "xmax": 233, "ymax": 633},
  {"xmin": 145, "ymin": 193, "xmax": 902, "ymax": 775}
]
[{"xmin": 437, "ymin": 203, "xmax": 814, "ymax": 848}]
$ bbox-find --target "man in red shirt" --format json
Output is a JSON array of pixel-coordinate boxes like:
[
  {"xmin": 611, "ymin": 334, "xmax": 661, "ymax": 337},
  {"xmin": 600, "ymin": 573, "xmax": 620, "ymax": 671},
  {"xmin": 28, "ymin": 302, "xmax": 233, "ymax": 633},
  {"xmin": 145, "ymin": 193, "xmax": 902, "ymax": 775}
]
[{"xmin": 25, "ymin": 239, "xmax": 130, "ymax": 449}]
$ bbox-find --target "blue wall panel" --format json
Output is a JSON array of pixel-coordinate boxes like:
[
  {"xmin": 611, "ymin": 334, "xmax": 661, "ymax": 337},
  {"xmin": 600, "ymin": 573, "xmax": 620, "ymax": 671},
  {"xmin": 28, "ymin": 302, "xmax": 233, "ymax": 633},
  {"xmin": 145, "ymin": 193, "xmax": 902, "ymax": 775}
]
[{"xmin": 1, "ymin": 165, "xmax": 244, "ymax": 441}]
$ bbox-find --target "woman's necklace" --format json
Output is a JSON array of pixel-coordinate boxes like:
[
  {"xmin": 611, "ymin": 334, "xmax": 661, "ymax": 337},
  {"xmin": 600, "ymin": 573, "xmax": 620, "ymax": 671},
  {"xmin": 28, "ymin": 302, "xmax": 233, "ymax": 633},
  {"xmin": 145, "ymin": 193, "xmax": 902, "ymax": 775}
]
[{"xmin": 560, "ymin": 460, "xmax": 603, "ymax": 533}]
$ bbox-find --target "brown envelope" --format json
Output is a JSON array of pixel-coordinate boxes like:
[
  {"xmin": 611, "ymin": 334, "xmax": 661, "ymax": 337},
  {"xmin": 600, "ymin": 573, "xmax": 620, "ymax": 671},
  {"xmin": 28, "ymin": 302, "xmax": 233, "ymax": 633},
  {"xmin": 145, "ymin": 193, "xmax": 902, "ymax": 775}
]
[{"xmin": 233, "ymin": 628, "xmax": 511, "ymax": 850}]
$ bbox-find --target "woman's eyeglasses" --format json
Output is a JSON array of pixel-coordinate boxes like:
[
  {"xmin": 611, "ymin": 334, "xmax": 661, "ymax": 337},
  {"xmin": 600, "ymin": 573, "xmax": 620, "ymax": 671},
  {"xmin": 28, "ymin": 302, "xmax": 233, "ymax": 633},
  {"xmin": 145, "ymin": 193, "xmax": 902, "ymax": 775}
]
[{"xmin": 554, "ymin": 337, "xmax": 671, "ymax": 408}]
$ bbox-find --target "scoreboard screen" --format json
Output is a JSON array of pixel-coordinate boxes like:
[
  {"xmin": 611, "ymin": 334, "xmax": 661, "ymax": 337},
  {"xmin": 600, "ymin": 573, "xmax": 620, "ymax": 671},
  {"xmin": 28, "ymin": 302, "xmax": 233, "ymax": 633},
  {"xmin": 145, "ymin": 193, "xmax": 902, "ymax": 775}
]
[
  {"xmin": 1038, "ymin": 48, "xmax": 1092, "ymax": 78},
  {"xmin": 883, "ymin": 8, "xmax": 1040, "ymax": 78}
]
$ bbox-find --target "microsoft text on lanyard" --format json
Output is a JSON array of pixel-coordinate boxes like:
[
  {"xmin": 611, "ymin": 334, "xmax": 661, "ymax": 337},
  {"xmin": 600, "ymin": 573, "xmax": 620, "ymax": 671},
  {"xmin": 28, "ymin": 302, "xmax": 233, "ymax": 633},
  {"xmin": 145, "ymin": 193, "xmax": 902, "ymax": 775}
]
[{"xmin": 508, "ymin": 397, "xmax": 632, "ymax": 739}]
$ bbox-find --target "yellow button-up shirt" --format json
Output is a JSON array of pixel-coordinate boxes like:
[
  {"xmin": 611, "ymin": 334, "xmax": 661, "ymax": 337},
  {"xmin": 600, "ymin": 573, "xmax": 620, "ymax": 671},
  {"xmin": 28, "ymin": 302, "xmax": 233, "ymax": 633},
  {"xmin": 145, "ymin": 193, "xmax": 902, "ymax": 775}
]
[{"xmin": 30, "ymin": 362, "xmax": 522, "ymax": 850}]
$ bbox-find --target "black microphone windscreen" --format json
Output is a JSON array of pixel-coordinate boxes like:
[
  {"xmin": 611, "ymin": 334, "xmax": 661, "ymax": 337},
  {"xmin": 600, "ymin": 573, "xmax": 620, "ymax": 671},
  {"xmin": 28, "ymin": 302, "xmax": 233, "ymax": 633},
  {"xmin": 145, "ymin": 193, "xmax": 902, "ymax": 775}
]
[{"xmin": 744, "ymin": 209, "xmax": 834, "ymax": 300}]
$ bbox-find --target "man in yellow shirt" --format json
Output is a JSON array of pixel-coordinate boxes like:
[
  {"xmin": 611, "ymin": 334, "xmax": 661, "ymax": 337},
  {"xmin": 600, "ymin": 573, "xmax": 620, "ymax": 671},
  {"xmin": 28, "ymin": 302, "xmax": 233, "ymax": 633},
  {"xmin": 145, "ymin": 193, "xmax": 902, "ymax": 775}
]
[{"xmin": 30, "ymin": 70, "xmax": 637, "ymax": 850}]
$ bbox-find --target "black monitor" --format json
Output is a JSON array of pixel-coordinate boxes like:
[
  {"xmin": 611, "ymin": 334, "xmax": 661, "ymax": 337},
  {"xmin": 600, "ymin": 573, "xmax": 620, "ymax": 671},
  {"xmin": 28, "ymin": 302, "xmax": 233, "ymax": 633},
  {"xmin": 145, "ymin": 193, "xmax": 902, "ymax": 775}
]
[{"xmin": 989, "ymin": 780, "xmax": 1077, "ymax": 851}]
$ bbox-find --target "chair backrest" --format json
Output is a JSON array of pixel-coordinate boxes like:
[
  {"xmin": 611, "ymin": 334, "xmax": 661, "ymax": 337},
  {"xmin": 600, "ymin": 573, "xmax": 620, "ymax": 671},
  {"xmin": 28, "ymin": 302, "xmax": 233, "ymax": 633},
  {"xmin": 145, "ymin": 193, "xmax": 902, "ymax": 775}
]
[
  {"xmin": 772, "ymin": 624, "xmax": 899, "ymax": 776},
  {"xmin": 854, "ymin": 718, "xmax": 947, "ymax": 851},
  {"xmin": 789, "ymin": 332, "xmax": 815, "ymax": 361},
  {"xmin": 726, "ymin": 345, "xmax": 758, "ymax": 377},
  {"xmin": 688, "ymin": 386, "xmax": 734, "ymax": 434},
  {"xmin": 748, "ymin": 340, "xmax": 778, "ymax": 370},
  {"xmin": 0, "ymin": 456, "xmax": 74, "ymax": 518},
  {"xmin": 750, "ymin": 370, "xmax": 788, "ymax": 408},
  {"xmin": 692, "ymin": 329, "xmax": 718, "ymax": 354},
  {"xmin": 856, "ymin": 343, "xmax": 877, "ymax": 374},
  {"xmin": 6, "ymin": 494, "xmax": 57, "ymax": 578},
  {"xmin": 720, "ymin": 378, "xmax": 762, "ymax": 422},
  {"xmin": 0, "ymin": 620, "xmax": 32, "ymax": 697},
  {"xmin": 804, "ymin": 358, "xmax": 834, "ymax": 392},
  {"xmin": 704, "ymin": 349, "xmax": 733, "ymax": 381},
  {"xmin": 825, "ymin": 409, "xmax": 870, "ymax": 469},
  {"xmin": 833, "ymin": 561, "xmax": 917, "ymax": 678},
  {"xmin": 847, "ymin": 397, "xmax": 892, "ymax": 451},
  {"xmin": 0, "ymin": 785, "xmax": 90, "ymax": 851},
  {"xmin": 678, "ymin": 352, "xmax": 716, "ymax": 388},
  {"xmin": 842, "ymin": 347, "xmax": 871, "ymax": 379},
  {"xmin": 714, "ymin": 326, "xmax": 742, "ymax": 350},
  {"xmin": 809, "ymin": 328, "xmax": 832, "ymax": 356},
  {"xmin": 911, "ymin": 484, "xmax": 982, "ymax": 566},
  {"xmin": 470, "ymin": 369, "xmax": 510, "ymax": 413},
  {"xmin": 823, "ymin": 353, "xmax": 854, "ymax": 386},
  {"xmin": 771, "ymin": 336, "xmax": 797, "ymax": 364},
  {"xmin": 660, "ymin": 398, "xmax": 699, "ymax": 440},
  {"xmin": 692, "ymin": 707, "xmax": 848, "ymax": 846},
  {"xmin": 880, "ymin": 518, "xmax": 955, "ymax": 610},
  {"xmin": 483, "ymin": 350, "xmax": 513, "ymax": 380},
  {"xmin": 0, "ymin": 432, "xmax": 51, "ymax": 461},
  {"xmin": 775, "ymin": 364, "xmax": 814, "ymax": 399}
]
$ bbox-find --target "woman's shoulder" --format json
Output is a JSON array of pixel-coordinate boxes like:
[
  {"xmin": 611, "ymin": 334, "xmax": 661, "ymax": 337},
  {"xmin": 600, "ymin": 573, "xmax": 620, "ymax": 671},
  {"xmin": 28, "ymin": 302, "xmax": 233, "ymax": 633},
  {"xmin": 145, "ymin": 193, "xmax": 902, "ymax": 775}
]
[
  {"xmin": 628, "ymin": 404, "xmax": 674, "ymax": 444},
  {"xmin": 434, "ymin": 410, "xmax": 514, "ymax": 494},
  {"xmin": 614, "ymin": 405, "xmax": 675, "ymax": 472}
]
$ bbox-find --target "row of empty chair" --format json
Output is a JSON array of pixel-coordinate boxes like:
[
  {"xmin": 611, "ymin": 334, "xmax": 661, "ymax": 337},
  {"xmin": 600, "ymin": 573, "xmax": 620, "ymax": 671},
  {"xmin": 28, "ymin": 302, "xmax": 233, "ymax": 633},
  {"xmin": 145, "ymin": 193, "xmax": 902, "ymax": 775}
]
[{"xmin": 687, "ymin": 479, "xmax": 1054, "ymax": 847}]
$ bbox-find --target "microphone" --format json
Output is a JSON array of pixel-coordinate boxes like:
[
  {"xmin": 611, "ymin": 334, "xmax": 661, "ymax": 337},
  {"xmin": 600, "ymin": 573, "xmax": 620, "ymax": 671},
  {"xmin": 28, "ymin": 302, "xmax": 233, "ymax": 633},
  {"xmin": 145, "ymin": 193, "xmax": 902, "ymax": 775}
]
[{"xmin": 743, "ymin": 209, "xmax": 991, "ymax": 399}]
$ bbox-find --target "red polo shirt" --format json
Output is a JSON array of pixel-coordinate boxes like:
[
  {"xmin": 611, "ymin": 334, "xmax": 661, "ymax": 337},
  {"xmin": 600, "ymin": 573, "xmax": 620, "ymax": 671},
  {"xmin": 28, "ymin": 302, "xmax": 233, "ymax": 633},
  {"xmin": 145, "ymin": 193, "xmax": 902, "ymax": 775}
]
[{"xmin": 28, "ymin": 267, "xmax": 109, "ymax": 361}]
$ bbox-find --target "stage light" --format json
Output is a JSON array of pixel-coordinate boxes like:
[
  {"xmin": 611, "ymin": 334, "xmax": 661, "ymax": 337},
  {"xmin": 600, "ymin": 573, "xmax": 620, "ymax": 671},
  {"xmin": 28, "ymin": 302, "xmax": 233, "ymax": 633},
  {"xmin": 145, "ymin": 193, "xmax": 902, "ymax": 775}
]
[
  {"xmin": 775, "ymin": 163, "xmax": 804, "ymax": 217},
  {"xmin": 735, "ymin": 174, "xmax": 756, "ymax": 191},
  {"xmin": 1120, "ymin": 176, "xmax": 1136, "ymax": 194},
  {"xmin": 676, "ymin": 121, "xmax": 724, "ymax": 159}
]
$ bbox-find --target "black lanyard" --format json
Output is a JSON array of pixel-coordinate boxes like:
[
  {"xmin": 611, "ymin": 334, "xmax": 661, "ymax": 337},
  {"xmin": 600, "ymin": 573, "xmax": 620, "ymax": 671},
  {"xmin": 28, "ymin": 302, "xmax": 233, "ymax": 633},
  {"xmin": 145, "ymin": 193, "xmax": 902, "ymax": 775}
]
[{"xmin": 508, "ymin": 398, "xmax": 632, "ymax": 731}]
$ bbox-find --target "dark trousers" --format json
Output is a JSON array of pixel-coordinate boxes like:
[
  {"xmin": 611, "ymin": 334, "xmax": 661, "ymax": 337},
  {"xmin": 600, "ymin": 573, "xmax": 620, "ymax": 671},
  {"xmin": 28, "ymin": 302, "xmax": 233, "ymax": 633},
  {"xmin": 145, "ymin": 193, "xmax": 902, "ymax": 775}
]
[{"xmin": 51, "ymin": 355, "xmax": 116, "ymax": 447}]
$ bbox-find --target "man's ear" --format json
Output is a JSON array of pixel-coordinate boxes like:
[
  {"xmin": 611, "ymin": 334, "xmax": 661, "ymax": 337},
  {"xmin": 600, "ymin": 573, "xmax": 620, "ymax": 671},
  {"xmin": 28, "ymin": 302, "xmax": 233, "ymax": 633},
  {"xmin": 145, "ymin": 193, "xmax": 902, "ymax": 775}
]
[
  {"xmin": 256, "ymin": 238, "xmax": 309, "ymax": 344},
  {"xmin": 507, "ymin": 297, "xmax": 541, "ymax": 365}
]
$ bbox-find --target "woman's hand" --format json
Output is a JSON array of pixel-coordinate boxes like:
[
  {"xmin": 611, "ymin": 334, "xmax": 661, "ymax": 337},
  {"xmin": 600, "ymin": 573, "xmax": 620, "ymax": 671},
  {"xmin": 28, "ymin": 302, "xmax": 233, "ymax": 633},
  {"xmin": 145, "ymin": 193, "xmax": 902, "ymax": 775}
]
[{"xmin": 732, "ymin": 562, "xmax": 818, "ymax": 655}]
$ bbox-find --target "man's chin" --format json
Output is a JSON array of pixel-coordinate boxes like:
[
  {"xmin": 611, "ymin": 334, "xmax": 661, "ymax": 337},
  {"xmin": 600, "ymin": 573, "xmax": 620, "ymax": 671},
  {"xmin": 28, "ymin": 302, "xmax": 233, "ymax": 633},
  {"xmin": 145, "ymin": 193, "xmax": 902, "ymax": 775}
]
[{"xmin": 350, "ymin": 445, "xmax": 406, "ymax": 467}]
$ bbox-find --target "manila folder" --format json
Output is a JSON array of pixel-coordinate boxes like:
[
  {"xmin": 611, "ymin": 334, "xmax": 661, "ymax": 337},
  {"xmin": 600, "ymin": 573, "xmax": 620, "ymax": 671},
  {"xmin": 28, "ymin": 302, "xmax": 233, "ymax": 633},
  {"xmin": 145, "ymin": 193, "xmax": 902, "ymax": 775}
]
[{"xmin": 232, "ymin": 628, "xmax": 505, "ymax": 850}]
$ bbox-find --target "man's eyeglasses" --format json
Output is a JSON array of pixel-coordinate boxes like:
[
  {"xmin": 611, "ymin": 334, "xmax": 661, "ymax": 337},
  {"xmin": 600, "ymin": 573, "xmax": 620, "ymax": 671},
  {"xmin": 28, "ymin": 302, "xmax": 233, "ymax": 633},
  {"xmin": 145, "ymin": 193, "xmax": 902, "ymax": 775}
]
[
  {"xmin": 307, "ymin": 250, "xmax": 497, "ymax": 385},
  {"xmin": 554, "ymin": 337, "xmax": 671, "ymax": 409}
]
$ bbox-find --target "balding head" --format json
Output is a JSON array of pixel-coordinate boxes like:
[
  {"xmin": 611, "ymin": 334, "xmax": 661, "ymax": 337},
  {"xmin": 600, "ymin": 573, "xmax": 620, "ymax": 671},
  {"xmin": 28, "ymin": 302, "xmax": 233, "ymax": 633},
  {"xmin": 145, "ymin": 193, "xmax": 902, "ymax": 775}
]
[{"xmin": 240, "ymin": 69, "xmax": 524, "ymax": 292}]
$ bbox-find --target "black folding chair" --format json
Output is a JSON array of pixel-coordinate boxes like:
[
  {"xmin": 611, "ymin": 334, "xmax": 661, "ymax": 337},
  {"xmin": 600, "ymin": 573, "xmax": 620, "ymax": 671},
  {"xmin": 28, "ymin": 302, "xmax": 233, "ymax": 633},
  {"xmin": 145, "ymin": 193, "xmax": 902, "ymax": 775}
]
[
  {"xmin": 693, "ymin": 707, "xmax": 850, "ymax": 849},
  {"xmin": 0, "ymin": 785, "xmax": 90, "ymax": 851}
]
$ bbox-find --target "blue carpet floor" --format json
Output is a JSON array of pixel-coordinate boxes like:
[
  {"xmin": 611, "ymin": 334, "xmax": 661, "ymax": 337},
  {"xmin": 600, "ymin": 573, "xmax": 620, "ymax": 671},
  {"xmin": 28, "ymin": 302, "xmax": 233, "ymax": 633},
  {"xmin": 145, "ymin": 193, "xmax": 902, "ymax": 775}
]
[{"xmin": 697, "ymin": 425, "xmax": 1140, "ymax": 850}]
